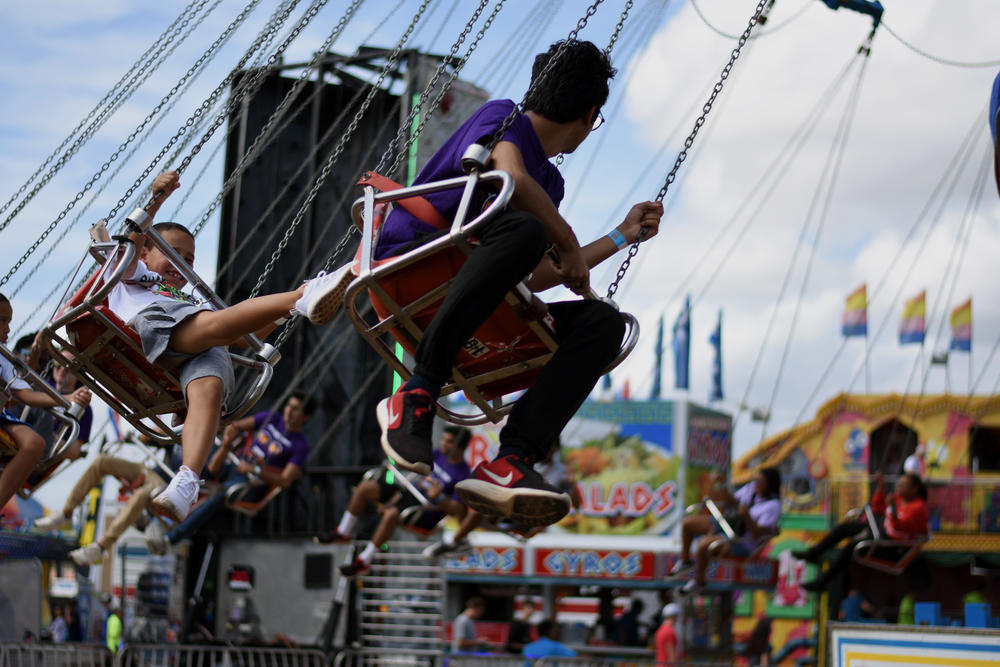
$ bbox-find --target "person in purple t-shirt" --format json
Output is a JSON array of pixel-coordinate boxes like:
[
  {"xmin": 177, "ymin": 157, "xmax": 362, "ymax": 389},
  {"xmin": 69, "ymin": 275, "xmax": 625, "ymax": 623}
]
[
  {"xmin": 148, "ymin": 393, "xmax": 314, "ymax": 550},
  {"xmin": 322, "ymin": 426, "xmax": 472, "ymax": 577},
  {"xmin": 376, "ymin": 40, "xmax": 663, "ymax": 528}
]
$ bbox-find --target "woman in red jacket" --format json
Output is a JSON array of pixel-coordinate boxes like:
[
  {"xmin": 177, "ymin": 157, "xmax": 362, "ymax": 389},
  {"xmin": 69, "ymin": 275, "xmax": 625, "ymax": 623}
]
[{"xmin": 795, "ymin": 472, "xmax": 929, "ymax": 592}]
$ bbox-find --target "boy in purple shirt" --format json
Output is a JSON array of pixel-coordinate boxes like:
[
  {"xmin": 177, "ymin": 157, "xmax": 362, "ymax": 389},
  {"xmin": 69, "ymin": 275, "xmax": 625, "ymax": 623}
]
[
  {"xmin": 323, "ymin": 426, "xmax": 472, "ymax": 576},
  {"xmin": 376, "ymin": 40, "xmax": 662, "ymax": 528},
  {"xmin": 147, "ymin": 393, "xmax": 314, "ymax": 551}
]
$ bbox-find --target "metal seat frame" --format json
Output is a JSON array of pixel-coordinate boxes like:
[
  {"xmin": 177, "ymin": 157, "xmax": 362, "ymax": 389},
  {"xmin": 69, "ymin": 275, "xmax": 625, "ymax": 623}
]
[
  {"xmin": 345, "ymin": 147, "xmax": 639, "ymax": 425},
  {"xmin": 851, "ymin": 503, "xmax": 929, "ymax": 575},
  {"xmin": 40, "ymin": 225, "xmax": 279, "ymax": 446},
  {"xmin": 0, "ymin": 343, "xmax": 84, "ymax": 498}
]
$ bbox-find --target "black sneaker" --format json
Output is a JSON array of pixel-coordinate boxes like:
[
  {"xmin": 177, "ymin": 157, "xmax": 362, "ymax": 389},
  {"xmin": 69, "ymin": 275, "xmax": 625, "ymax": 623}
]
[
  {"xmin": 376, "ymin": 388, "xmax": 435, "ymax": 474},
  {"xmin": 339, "ymin": 557, "xmax": 371, "ymax": 578},
  {"xmin": 455, "ymin": 455, "xmax": 570, "ymax": 527}
]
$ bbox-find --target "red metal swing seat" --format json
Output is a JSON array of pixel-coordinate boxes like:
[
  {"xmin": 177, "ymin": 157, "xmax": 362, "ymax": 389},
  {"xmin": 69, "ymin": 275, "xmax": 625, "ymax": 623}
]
[
  {"xmin": 0, "ymin": 343, "xmax": 85, "ymax": 499},
  {"xmin": 344, "ymin": 147, "xmax": 638, "ymax": 425},
  {"xmin": 40, "ymin": 226, "xmax": 279, "ymax": 446}
]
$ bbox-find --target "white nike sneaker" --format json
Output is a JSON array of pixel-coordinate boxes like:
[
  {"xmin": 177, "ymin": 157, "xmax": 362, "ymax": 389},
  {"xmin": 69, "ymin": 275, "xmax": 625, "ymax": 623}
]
[
  {"xmin": 34, "ymin": 512, "xmax": 72, "ymax": 531},
  {"xmin": 70, "ymin": 542, "xmax": 107, "ymax": 567},
  {"xmin": 150, "ymin": 467, "xmax": 202, "ymax": 524},
  {"xmin": 291, "ymin": 264, "xmax": 354, "ymax": 325}
]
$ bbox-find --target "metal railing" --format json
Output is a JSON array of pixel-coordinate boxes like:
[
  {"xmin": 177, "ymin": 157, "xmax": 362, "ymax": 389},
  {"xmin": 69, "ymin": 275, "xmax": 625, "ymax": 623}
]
[
  {"xmin": 830, "ymin": 474, "xmax": 1000, "ymax": 535},
  {"xmin": 117, "ymin": 643, "xmax": 328, "ymax": 667},
  {"xmin": 0, "ymin": 643, "xmax": 112, "ymax": 667}
]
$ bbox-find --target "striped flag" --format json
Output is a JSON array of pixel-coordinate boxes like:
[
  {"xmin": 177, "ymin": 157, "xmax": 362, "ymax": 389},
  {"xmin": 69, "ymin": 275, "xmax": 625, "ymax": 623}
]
[
  {"xmin": 950, "ymin": 298, "xmax": 972, "ymax": 352},
  {"xmin": 898, "ymin": 290, "xmax": 926, "ymax": 345},
  {"xmin": 842, "ymin": 284, "xmax": 867, "ymax": 337}
]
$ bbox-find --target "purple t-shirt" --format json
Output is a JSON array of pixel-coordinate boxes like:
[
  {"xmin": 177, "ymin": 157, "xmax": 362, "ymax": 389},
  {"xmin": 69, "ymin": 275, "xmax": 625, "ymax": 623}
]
[
  {"xmin": 733, "ymin": 481, "xmax": 781, "ymax": 551},
  {"xmin": 375, "ymin": 99, "xmax": 565, "ymax": 259},
  {"xmin": 423, "ymin": 449, "xmax": 470, "ymax": 499},
  {"xmin": 248, "ymin": 411, "xmax": 309, "ymax": 470}
]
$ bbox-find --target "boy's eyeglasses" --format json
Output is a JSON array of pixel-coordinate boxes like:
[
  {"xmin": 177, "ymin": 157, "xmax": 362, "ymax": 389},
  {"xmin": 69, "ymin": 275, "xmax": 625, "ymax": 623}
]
[{"xmin": 592, "ymin": 110, "xmax": 605, "ymax": 131}]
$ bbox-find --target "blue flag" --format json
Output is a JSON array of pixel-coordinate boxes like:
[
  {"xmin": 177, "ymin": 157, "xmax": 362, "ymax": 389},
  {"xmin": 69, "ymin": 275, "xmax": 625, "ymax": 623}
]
[
  {"xmin": 709, "ymin": 309, "xmax": 723, "ymax": 402},
  {"xmin": 650, "ymin": 315, "xmax": 664, "ymax": 400},
  {"xmin": 672, "ymin": 296, "xmax": 691, "ymax": 390}
]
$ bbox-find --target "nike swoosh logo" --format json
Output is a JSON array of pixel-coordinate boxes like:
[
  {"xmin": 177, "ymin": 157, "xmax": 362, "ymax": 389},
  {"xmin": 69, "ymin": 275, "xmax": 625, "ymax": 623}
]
[
  {"xmin": 482, "ymin": 468, "xmax": 513, "ymax": 486},
  {"xmin": 387, "ymin": 401, "xmax": 401, "ymax": 427}
]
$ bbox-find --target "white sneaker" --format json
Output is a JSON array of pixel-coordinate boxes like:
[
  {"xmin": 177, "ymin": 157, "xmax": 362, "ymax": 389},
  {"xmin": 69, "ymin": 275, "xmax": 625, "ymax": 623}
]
[
  {"xmin": 151, "ymin": 467, "xmax": 202, "ymax": 523},
  {"xmin": 70, "ymin": 543, "xmax": 107, "ymax": 567},
  {"xmin": 34, "ymin": 512, "xmax": 72, "ymax": 531},
  {"xmin": 677, "ymin": 578, "xmax": 704, "ymax": 597},
  {"xmin": 668, "ymin": 558, "xmax": 694, "ymax": 577},
  {"xmin": 291, "ymin": 264, "xmax": 354, "ymax": 325}
]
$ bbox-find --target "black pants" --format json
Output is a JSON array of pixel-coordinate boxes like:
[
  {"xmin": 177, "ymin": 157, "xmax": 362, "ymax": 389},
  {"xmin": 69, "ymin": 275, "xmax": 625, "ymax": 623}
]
[
  {"xmin": 812, "ymin": 519, "xmax": 869, "ymax": 584},
  {"xmin": 411, "ymin": 209, "xmax": 625, "ymax": 462}
]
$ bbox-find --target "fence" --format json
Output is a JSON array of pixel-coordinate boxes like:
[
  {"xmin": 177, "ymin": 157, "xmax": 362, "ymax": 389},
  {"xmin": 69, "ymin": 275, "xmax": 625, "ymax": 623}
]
[
  {"xmin": 0, "ymin": 643, "xmax": 112, "ymax": 667},
  {"xmin": 117, "ymin": 644, "xmax": 329, "ymax": 667}
]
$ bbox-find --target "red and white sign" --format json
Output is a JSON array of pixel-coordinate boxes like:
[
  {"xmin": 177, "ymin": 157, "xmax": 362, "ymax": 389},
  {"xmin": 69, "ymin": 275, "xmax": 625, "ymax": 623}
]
[
  {"xmin": 534, "ymin": 548, "xmax": 655, "ymax": 580},
  {"xmin": 445, "ymin": 546, "xmax": 523, "ymax": 575}
]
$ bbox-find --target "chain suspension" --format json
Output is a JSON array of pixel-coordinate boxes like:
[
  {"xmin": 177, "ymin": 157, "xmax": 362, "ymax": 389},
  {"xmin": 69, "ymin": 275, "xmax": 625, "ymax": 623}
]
[
  {"xmin": 0, "ymin": 0, "xmax": 251, "ymax": 290},
  {"xmin": 190, "ymin": 0, "xmax": 365, "ymax": 237},
  {"xmin": 248, "ymin": 0, "xmax": 436, "ymax": 307},
  {"xmin": 604, "ymin": 0, "xmax": 633, "ymax": 55},
  {"xmin": 605, "ymin": 0, "xmax": 768, "ymax": 300},
  {"xmin": 0, "ymin": 0, "xmax": 207, "ymax": 228}
]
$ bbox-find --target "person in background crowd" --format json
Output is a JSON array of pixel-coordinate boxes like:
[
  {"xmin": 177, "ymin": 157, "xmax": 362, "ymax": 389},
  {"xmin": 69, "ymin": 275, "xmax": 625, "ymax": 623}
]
[
  {"xmin": 505, "ymin": 598, "xmax": 537, "ymax": 654},
  {"xmin": 452, "ymin": 596, "xmax": 486, "ymax": 654},
  {"xmin": 653, "ymin": 602, "xmax": 679, "ymax": 665},
  {"xmin": 49, "ymin": 603, "xmax": 68, "ymax": 643},
  {"xmin": 523, "ymin": 618, "xmax": 576, "ymax": 659},
  {"xmin": 615, "ymin": 597, "xmax": 644, "ymax": 646}
]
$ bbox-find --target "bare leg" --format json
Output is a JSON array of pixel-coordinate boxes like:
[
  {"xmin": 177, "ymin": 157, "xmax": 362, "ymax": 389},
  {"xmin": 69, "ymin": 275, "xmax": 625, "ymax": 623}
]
[
  {"xmin": 180, "ymin": 377, "xmax": 224, "ymax": 475},
  {"xmin": 452, "ymin": 509, "xmax": 484, "ymax": 542},
  {"xmin": 695, "ymin": 535, "xmax": 725, "ymax": 584},
  {"xmin": 348, "ymin": 479, "xmax": 381, "ymax": 516},
  {"xmin": 168, "ymin": 288, "xmax": 304, "ymax": 355},
  {"xmin": 681, "ymin": 514, "xmax": 712, "ymax": 562},
  {"xmin": 0, "ymin": 425, "xmax": 45, "ymax": 508},
  {"xmin": 372, "ymin": 505, "xmax": 402, "ymax": 549}
]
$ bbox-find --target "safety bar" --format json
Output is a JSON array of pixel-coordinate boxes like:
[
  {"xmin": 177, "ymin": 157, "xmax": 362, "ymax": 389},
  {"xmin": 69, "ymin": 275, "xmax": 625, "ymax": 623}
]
[
  {"xmin": 851, "ymin": 503, "xmax": 929, "ymax": 575},
  {"xmin": 0, "ymin": 343, "xmax": 82, "ymax": 467},
  {"xmin": 704, "ymin": 498, "xmax": 737, "ymax": 539}
]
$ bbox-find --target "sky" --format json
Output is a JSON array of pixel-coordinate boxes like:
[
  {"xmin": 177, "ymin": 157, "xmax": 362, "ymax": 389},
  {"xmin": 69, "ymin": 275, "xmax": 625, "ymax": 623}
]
[{"xmin": 1, "ymin": 0, "xmax": 999, "ymax": 509}]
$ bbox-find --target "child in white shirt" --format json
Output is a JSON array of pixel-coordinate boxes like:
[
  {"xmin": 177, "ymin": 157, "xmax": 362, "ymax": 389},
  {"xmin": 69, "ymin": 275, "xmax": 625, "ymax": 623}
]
[
  {"xmin": 109, "ymin": 171, "xmax": 344, "ymax": 523},
  {"xmin": 0, "ymin": 293, "xmax": 91, "ymax": 509}
]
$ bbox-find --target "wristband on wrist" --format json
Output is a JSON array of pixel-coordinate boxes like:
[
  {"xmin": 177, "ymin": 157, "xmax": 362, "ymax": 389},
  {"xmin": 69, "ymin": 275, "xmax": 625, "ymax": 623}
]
[
  {"xmin": 274, "ymin": 316, "xmax": 288, "ymax": 326},
  {"xmin": 608, "ymin": 228, "xmax": 627, "ymax": 250}
]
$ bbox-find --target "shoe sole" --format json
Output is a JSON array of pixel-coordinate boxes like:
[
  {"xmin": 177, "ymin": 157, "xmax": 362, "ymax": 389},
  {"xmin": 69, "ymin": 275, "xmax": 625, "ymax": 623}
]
[
  {"xmin": 375, "ymin": 397, "xmax": 432, "ymax": 475},
  {"xmin": 307, "ymin": 267, "xmax": 353, "ymax": 326},
  {"xmin": 150, "ymin": 496, "xmax": 187, "ymax": 524},
  {"xmin": 455, "ymin": 480, "xmax": 570, "ymax": 527}
]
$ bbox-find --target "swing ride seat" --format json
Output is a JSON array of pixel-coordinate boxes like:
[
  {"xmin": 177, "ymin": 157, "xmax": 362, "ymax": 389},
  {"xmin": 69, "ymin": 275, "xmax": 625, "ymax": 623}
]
[
  {"xmin": 0, "ymin": 344, "xmax": 84, "ymax": 498},
  {"xmin": 40, "ymin": 231, "xmax": 279, "ymax": 446},
  {"xmin": 851, "ymin": 503, "xmax": 929, "ymax": 576},
  {"xmin": 359, "ymin": 460, "xmax": 447, "ymax": 537},
  {"xmin": 344, "ymin": 146, "xmax": 639, "ymax": 425},
  {"xmin": 702, "ymin": 497, "xmax": 779, "ymax": 560},
  {"xmin": 224, "ymin": 476, "xmax": 283, "ymax": 517}
]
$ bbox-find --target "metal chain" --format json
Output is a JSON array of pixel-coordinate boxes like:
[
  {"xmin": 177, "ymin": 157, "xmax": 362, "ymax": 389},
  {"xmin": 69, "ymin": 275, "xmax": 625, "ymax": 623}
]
[
  {"xmin": 0, "ymin": 0, "xmax": 214, "ymax": 237},
  {"xmin": 175, "ymin": 0, "xmax": 331, "ymax": 177},
  {"xmin": 249, "ymin": 0, "xmax": 434, "ymax": 304},
  {"xmin": 484, "ymin": 0, "xmax": 605, "ymax": 153},
  {"xmin": 190, "ymin": 0, "xmax": 365, "ymax": 237},
  {"xmin": 375, "ymin": 0, "xmax": 494, "ymax": 177},
  {"xmin": 604, "ymin": 0, "xmax": 633, "ymax": 55},
  {"xmin": 0, "ymin": 0, "xmax": 248, "ymax": 290},
  {"xmin": 105, "ymin": 0, "xmax": 294, "ymax": 221},
  {"xmin": 0, "ymin": 0, "xmax": 206, "ymax": 226},
  {"xmin": 605, "ymin": 0, "xmax": 768, "ymax": 300}
]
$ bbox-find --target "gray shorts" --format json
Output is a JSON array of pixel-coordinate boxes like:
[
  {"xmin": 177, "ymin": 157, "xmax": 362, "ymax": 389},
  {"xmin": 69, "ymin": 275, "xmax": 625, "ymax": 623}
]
[{"xmin": 131, "ymin": 300, "xmax": 234, "ymax": 409}]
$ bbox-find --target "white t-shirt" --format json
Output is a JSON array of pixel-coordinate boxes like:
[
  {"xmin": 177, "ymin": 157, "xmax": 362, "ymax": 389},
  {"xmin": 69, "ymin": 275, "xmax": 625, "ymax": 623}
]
[
  {"xmin": 107, "ymin": 259, "xmax": 196, "ymax": 324},
  {"xmin": 0, "ymin": 354, "xmax": 31, "ymax": 394}
]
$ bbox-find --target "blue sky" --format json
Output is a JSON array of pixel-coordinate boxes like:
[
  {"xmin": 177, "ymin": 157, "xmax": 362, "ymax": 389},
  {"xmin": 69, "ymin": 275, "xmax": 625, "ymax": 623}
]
[{"xmin": 2, "ymin": 0, "xmax": 999, "ymax": 509}]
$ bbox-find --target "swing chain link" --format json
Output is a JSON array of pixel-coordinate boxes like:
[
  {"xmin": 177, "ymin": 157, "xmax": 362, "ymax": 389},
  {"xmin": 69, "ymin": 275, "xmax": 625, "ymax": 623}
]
[
  {"xmin": 191, "ymin": 0, "xmax": 364, "ymax": 238},
  {"xmin": 177, "ymin": 0, "xmax": 332, "ymax": 178},
  {"xmin": 251, "ymin": 0, "xmax": 435, "ymax": 310},
  {"xmin": 605, "ymin": 0, "xmax": 768, "ymax": 300},
  {"xmin": 0, "ymin": 0, "xmax": 207, "ymax": 231},
  {"xmin": 377, "ymin": 0, "xmax": 501, "ymax": 178},
  {"xmin": 484, "ymin": 0, "xmax": 605, "ymax": 154},
  {"xmin": 104, "ymin": 0, "xmax": 275, "ymax": 222},
  {"xmin": 604, "ymin": 0, "xmax": 633, "ymax": 55}
]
